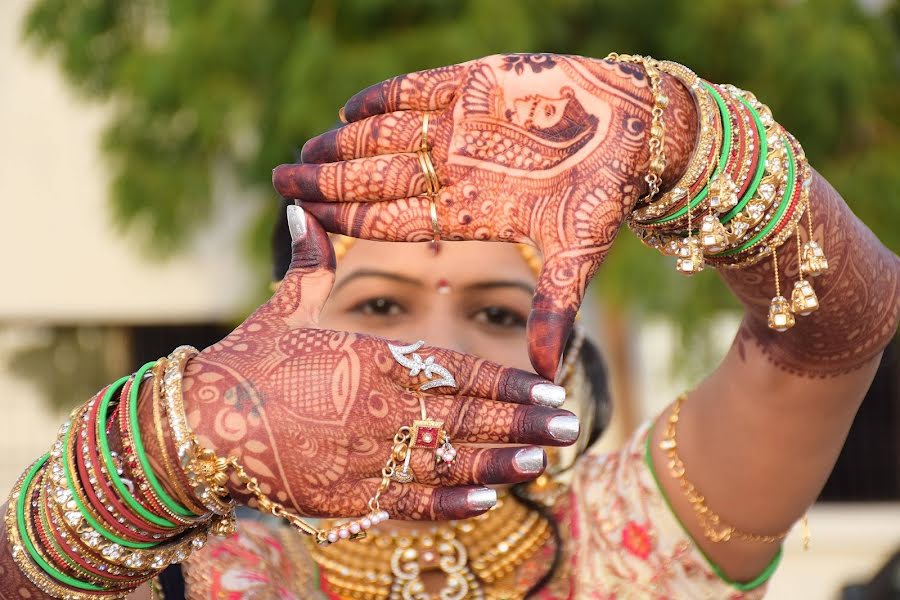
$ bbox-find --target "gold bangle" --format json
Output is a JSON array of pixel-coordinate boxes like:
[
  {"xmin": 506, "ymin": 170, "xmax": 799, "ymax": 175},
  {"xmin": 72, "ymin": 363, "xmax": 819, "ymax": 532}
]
[
  {"xmin": 6, "ymin": 459, "xmax": 130, "ymax": 600},
  {"xmin": 160, "ymin": 346, "xmax": 233, "ymax": 517},
  {"xmin": 630, "ymin": 60, "xmax": 720, "ymax": 222},
  {"xmin": 150, "ymin": 359, "xmax": 208, "ymax": 516}
]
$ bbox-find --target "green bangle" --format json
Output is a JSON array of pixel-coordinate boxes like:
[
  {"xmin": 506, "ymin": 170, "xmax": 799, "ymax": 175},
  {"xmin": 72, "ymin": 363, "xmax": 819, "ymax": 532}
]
[
  {"xmin": 720, "ymin": 93, "xmax": 769, "ymax": 223},
  {"xmin": 62, "ymin": 398, "xmax": 158, "ymax": 549},
  {"xmin": 715, "ymin": 134, "xmax": 796, "ymax": 257},
  {"xmin": 16, "ymin": 455, "xmax": 107, "ymax": 592},
  {"xmin": 649, "ymin": 81, "xmax": 733, "ymax": 225},
  {"xmin": 128, "ymin": 361, "xmax": 196, "ymax": 519},
  {"xmin": 97, "ymin": 376, "xmax": 177, "ymax": 530}
]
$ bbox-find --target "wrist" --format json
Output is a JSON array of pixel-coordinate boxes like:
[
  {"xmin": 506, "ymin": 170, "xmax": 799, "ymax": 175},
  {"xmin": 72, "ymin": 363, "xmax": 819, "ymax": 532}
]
[{"xmin": 180, "ymin": 356, "xmax": 253, "ymax": 505}]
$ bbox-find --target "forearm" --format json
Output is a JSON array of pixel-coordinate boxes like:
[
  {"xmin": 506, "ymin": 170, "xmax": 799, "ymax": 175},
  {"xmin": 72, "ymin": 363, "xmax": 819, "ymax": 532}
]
[
  {"xmin": 721, "ymin": 171, "xmax": 900, "ymax": 375},
  {"xmin": 639, "ymin": 60, "xmax": 898, "ymax": 582},
  {"xmin": 0, "ymin": 507, "xmax": 54, "ymax": 599}
]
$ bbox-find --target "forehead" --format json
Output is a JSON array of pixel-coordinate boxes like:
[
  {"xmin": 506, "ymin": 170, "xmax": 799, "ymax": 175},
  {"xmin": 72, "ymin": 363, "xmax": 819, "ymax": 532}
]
[{"xmin": 335, "ymin": 239, "xmax": 537, "ymax": 284}]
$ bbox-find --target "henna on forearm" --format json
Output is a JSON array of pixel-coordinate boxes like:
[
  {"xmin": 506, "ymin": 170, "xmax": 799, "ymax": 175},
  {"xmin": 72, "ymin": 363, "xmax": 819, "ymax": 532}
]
[
  {"xmin": 722, "ymin": 172, "xmax": 900, "ymax": 376},
  {"xmin": 0, "ymin": 513, "xmax": 54, "ymax": 600}
]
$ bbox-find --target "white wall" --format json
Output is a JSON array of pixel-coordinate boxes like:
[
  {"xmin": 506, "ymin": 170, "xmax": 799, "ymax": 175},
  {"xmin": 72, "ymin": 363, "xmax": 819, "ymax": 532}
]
[{"xmin": 0, "ymin": 0, "xmax": 255, "ymax": 323}]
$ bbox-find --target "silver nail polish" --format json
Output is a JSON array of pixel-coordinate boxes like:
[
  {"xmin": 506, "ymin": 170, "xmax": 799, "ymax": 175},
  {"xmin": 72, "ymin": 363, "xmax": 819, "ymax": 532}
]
[
  {"xmin": 513, "ymin": 447, "xmax": 545, "ymax": 474},
  {"xmin": 548, "ymin": 415, "xmax": 580, "ymax": 443},
  {"xmin": 531, "ymin": 383, "xmax": 566, "ymax": 407},
  {"xmin": 467, "ymin": 487, "xmax": 497, "ymax": 511},
  {"xmin": 286, "ymin": 205, "xmax": 307, "ymax": 242}
]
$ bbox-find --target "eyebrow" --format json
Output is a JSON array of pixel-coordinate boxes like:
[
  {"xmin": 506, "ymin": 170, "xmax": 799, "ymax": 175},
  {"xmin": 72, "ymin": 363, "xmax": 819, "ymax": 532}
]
[
  {"xmin": 463, "ymin": 280, "xmax": 535, "ymax": 295},
  {"xmin": 333, "ymin": 269, "xmax": 424, "ymax": 292}
]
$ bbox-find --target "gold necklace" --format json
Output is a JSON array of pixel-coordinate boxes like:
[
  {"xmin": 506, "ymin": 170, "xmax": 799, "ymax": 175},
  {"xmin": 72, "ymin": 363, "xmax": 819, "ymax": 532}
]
[{"xmin": 306, "ymin": 496, "xmax": 552, "ymax": 600}]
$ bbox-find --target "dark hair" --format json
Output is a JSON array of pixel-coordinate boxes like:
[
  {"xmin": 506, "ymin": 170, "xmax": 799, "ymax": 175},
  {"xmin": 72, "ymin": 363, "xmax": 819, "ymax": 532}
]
[
  {"xmin": 511, "ymin": 332, "xmax": 610, "ymax": 597},
  {"xmin": 271, "ymin": 203, "xmax": 612, "ymax": 596}
]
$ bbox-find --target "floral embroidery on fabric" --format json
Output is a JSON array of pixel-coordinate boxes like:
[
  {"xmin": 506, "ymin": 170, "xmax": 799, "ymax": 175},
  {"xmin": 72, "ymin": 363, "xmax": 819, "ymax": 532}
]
[
  {"xmin": 181, "ymin": 423, "xmax": 775, "ymax": 599},
  {"xmin": 567, "ymin": 422, "xmax": 770, "ymax": 598},
  {"xmin": 621, "ymin": 521, "xmax": 653, "ymax": 561}
]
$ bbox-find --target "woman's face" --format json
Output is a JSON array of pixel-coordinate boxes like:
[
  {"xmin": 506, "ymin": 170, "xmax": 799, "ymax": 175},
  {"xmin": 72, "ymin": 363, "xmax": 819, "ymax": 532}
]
[{"xmin": 318, "ymin": 240, "xmax": 536, "ymax": 372}]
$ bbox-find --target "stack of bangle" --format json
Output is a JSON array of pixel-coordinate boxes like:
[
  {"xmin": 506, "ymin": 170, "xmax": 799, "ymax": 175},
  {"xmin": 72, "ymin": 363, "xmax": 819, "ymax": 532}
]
[
  {"xmin": 7, "ymin": 345, "xmax": 380, "ymax": 598},
  {"xmin": 622, "ymin": 57, "xmax": 829, "ymax": 332},
  {"xmin": 5, "ymin": 357, "xmax": 214, "ymax": 599}
]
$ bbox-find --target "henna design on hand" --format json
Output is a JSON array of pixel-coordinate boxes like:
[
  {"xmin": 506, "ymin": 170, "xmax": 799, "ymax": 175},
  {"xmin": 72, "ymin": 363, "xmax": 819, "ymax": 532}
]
[
  {"xmin": 144, "ymin": 208, "xmax": 574, "ymax": 521},
  {"xmin": 276, "ymin": 54, "xmax": 697, "ymax": 378}
]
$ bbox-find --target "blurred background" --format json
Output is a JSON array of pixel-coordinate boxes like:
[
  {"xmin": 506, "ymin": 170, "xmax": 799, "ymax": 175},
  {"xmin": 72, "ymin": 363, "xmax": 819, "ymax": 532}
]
[{"xmin": 1, "ymin": 0, "xmax": 898, "ymax": 597}]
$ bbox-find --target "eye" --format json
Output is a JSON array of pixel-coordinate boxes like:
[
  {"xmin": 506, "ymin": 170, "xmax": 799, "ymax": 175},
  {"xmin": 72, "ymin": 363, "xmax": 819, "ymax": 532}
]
[
  {"xmin": 351, "ymin": 297, "xmax": 405, "ymax": 317},
  {"xmin": 471, "ymin": 306, "xmax": 527, "ymax": 329}
]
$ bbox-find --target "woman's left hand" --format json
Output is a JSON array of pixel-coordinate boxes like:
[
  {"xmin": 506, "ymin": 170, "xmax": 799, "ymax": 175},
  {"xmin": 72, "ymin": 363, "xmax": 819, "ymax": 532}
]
[{"xmin": 273, "ymin": 53, "xmax": 696, "ymax": 379}]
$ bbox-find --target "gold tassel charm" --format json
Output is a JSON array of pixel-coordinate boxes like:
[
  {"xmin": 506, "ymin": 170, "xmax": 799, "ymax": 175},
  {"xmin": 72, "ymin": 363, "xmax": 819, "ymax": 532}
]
[
  {"xmin": 768, "ymin": 248, "xmax": 795, "ymax": 331},
  {"xmin": 800, "ymin": 240, "xmax": 829, "ymax": 277},
  {"xmin": 768, "ymin": 295, "xmax": 795, "ymax": 331},
  {"xmin": 707, "ymin": 172, "xmax": 738, "ymax": 213},
  {"xmin": 699, "ymin": 214, "xmax": 728, "ymax": 252},
  {"xmin": 676, "ymin": 237, "xmax": 705, "ymax": 274},
  {"xmin": 791, "ymin": 280, "xmax": 819, "ymax": 316}
]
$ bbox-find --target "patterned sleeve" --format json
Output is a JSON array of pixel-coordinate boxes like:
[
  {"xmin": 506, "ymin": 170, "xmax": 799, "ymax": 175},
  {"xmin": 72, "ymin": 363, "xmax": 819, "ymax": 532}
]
[
  {"xmin": 179, "ymin": 518, "xmax": 327, "ymax": 600},
  {"xmin": 567, "ymin": 422, "xmax": 779, "ymax": 598}
]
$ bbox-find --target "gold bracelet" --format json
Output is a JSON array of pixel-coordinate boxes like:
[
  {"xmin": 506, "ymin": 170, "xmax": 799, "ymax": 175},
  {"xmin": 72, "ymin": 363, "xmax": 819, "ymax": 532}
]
[
  {"xmin": 630, "ymin": 60, "xmax": 720, "ymax": 223},
  {"xmin": 605, "ymin": 53, "xmax": 669, "ymax": 205},
  {"xmin": 660, "ymin": 394, "xmax": 788, "ymax": 544}
]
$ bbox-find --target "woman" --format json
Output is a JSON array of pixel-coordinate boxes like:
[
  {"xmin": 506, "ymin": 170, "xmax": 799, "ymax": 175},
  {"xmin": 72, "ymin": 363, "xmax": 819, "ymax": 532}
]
[{"xmin": 2, "ymin": 53, "xmax": 898, "ymax": 599}]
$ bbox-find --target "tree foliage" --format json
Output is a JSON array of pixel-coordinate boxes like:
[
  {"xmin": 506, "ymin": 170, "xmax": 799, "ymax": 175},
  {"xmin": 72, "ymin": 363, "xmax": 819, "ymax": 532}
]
[{"xmin": 22, "ymin": 0, "xmax": 900, "ymax": 330}]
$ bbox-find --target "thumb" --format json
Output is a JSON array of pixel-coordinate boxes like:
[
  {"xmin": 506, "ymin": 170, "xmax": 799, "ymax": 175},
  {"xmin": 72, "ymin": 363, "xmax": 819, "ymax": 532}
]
[
  {"xmin": 526, "ymin": 250, "xmax": 601, "ymax": 380},
  {"xmin": 268, "ymin": 205, "xmax": 336, "ymax": 323}
]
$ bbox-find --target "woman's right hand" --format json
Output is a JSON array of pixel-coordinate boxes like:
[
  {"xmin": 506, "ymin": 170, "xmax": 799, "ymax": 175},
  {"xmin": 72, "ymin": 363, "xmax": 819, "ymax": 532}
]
[{"xmin": 179, "ymin": 206, "xmax": 578, "ymax": 521}]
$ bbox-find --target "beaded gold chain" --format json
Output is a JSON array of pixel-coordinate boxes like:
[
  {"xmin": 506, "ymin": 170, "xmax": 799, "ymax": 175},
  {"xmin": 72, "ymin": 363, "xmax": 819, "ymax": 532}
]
[{"xmin": 661, "ymin": 394, "xmax": 810, "ymax": 547}]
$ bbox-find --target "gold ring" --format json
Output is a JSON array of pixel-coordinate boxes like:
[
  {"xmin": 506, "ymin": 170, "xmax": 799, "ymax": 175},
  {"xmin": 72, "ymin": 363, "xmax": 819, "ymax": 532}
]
[
  {"xmin": 416, "ymin": 150, "xmax": 436, "ymax": 196},
  {"xmin": 421, "ymin": 112, "xmax": 430, "ymax": 152},
  {"xmin": 429, "ymin": 197, "xmax": 441, "ymax": 243}
]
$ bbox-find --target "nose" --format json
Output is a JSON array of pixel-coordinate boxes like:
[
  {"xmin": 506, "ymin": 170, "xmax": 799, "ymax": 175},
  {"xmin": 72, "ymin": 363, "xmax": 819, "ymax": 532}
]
[{"xmin": 415, "ymin": 311, "xmax": 469, "ymax": 356}]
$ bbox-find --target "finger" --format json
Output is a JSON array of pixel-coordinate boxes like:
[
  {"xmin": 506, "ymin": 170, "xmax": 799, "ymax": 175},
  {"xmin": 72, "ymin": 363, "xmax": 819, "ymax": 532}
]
[
  {"xmin": 302, "ymin": 197, "xmax": 435, "ymax": 242},
  {"xmin": 408, "ymin": 445, "xmax": 545, "ymax": 487},
  {"xmin": 264, "ymin": 205, "xmax": 336, "ymax": 320},
  {"xmin": 342, "ymin": 63, "xmax": 468, "ymax": 122},
  {"xmin": 421, "ymin": 396, "xmax": 580, "ymax": 447},
  {"xmin": 527, "ymin": 250, "xmax": 602, "ymax": 380},
  {"xmin": 272, "ymin": 154, "xmax": 427, "ymax": 203},
  {"xmin": 348, "ymin": 481, "xmax": 498, "ymax": 521},
  {"xmin": 381, "ymin": 339, "xmax": 566, "ymax": 407},
  {"xmin": 301, "ymin": 110, "xmax": 440, "ymax": 164}
]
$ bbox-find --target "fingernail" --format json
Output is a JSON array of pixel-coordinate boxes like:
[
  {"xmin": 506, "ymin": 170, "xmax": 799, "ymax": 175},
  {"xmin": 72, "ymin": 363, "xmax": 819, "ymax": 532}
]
[
  {"xmin": 466, "ymin": 487, "xmax": 497, "ymax": 511},
  {"xmin": 548, "ymin": 414, "xmax": 580, "ymax": 443},
  {"xmin": 531, "ymin": 383, "xmax": 566, "ymax": 407},
  {"xmin": 286, "ymin": 205, "xmax": 307, "ymax": 242},
  {"xmin": 513, "ymin": 447, "xmax": 546, "ymax": 475},
  {"xmin": 338, "ymin": 107, "xmax": 347, "ymax": 123}
]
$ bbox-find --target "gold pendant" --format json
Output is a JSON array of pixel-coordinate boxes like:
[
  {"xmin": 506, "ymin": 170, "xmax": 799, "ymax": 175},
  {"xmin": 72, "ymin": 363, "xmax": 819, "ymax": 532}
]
[
  {"xmin": 699, "ymin": 214, "xmax": 728, "ymax": 252},
  {"xmin": 707, "ymin": 172, "xmax": 738, "ymax": 213},
  {"xmin": 800, "ymin": 240, "xmax": 829, "ymax": 277},
  {"xmin": 767, "ymin": 295, "xmax": 795, "ymax": 331},
  {"xmin": 791, "ymin": 279, "xmax": 819, "ymax": 316},
  {"xmin": 675, "ymin": 237, "xmax": 705, "ymax": 275}
]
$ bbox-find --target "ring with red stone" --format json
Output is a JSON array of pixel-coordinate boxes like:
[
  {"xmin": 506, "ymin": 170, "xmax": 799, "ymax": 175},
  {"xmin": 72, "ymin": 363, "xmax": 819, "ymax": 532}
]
[{"xmin": 409, "ymin": 397, "xmax": 456, "ymax": 465}]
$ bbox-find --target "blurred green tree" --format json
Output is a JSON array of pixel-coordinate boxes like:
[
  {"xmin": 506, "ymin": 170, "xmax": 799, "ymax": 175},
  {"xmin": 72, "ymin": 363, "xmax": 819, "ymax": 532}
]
[{"xmin": 21, "ymin": 0, "xmax": 900, "ymax": 333}]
